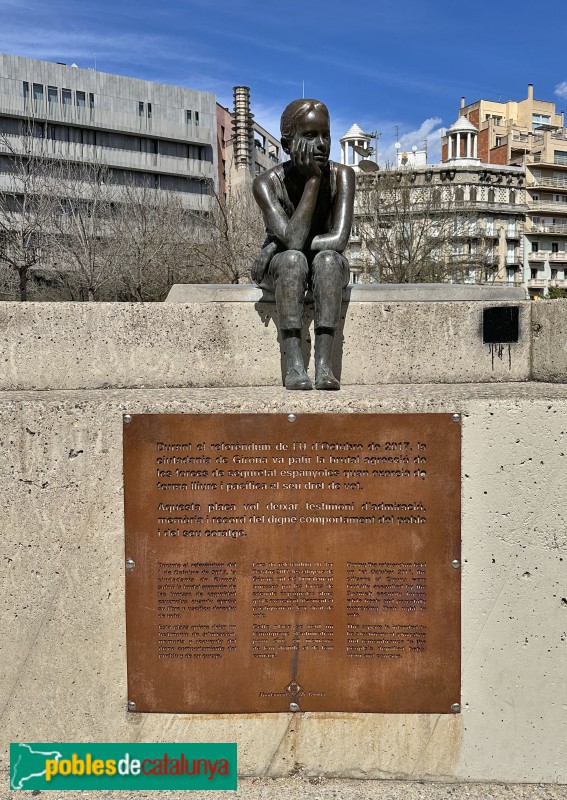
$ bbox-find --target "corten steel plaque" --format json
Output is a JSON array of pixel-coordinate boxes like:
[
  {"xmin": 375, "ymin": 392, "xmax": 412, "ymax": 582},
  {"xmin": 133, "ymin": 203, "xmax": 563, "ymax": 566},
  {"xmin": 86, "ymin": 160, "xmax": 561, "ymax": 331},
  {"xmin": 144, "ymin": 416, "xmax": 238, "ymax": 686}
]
[{"xmin": 124, "ymin": 413, "xmax": 461, "ymax": 714}]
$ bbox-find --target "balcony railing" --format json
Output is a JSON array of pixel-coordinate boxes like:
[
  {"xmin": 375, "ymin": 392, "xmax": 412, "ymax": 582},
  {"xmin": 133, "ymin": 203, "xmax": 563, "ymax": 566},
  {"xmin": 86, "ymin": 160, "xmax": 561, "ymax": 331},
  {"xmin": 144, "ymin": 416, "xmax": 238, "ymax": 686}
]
[
  {"xmin": 535, "ymin": 176, "xmax": 567, "ymax": 189},
  {"xmin": 529, "ymin": 251, "xmax": 567, "ymax": 261},
  {"xmin": 530, "ymin": 200, "xmax": 567, "ymax": 212},
  {"xmin": 530, "ymin": 223, "xmax": 567, "ymax": 235}
]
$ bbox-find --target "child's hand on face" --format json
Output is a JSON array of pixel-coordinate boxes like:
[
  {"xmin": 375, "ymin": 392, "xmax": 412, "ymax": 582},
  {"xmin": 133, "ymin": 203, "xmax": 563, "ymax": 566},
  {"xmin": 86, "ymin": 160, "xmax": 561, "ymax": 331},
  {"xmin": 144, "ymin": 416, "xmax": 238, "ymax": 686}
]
[{"xmin": 291, "ymin": 139, "xmax": 322, "ymax": 179}]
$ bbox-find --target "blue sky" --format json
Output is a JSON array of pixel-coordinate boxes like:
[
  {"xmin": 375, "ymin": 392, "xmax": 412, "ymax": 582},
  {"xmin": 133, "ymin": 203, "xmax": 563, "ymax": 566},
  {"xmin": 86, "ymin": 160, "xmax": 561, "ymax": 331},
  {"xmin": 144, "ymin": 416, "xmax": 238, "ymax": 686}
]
[{"xmin": 2, "ymin": 0, "xmax": 567, "ymax": 164}]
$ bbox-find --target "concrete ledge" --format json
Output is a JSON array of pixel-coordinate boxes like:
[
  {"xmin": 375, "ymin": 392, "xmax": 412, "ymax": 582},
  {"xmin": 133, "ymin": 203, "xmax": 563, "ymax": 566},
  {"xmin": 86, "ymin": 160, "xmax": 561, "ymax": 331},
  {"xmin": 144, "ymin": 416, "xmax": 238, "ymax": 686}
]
[
  {"xmin": 0, "ymin": 385, "xmax": 565, "ymax": 784},
  {"xmin": 166, "ymin": 283, "xmax": 528, "ymax": 303},
  {"xmin": 531, "ymin": 299, "xmax": 567, "ymax": 382},
  {"xmin": 0, "ymin": 300, "xmax": 533, "ymax": 390}
]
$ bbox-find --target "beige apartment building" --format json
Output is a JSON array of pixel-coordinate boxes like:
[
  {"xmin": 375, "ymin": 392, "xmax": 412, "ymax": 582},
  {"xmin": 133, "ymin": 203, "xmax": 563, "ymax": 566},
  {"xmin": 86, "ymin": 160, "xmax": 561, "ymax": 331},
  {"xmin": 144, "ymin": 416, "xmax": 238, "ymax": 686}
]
[{"xmin": 449, "ymin": 84, "xmax": 567, "ymax": 297}]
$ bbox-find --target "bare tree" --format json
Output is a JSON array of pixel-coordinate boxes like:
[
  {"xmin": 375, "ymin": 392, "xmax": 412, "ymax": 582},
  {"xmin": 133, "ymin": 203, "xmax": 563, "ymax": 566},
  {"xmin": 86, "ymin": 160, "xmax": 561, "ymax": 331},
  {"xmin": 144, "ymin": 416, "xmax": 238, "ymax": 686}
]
[
  {"xmin": 354, "ymin": 169, "xmax": 490, "ymax": 283},
  {"xmin": 0, "ymin": 119, "xmax": 56, "ymax": 300},
  {"xmin": 187, "ymin": 181, "xmax": 265, "ymax": 284},
  {"xmin": 48, "ymin": 159, "xmax": 118, "ymax": 301},
  {"xmin": 106, "ymin": 177, "xmax": 196, "ymax": 301}
]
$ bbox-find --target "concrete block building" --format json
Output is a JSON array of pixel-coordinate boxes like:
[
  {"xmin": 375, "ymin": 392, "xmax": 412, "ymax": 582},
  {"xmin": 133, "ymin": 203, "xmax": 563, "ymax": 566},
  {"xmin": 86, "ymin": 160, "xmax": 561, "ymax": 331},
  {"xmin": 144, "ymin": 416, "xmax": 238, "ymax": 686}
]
[{"xmin": 0, "ymin": 53, "xmax": 218, "ymax": 211}]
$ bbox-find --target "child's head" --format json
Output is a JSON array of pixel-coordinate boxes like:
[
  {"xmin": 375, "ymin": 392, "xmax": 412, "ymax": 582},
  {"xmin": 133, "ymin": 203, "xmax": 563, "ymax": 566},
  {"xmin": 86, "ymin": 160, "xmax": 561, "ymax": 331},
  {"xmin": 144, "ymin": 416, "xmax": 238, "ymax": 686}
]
[{"xmin": 280, "ymin": 99, "xmax": 330, "ymax": 156}]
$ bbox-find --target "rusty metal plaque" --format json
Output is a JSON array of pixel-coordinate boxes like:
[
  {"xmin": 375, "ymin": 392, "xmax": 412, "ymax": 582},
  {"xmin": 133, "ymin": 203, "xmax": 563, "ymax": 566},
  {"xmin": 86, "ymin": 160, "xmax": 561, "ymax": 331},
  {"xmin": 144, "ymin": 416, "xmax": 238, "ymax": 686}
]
[{"xmin": 124, "ymin": 413, "xmax": 460, "ymax": 714}]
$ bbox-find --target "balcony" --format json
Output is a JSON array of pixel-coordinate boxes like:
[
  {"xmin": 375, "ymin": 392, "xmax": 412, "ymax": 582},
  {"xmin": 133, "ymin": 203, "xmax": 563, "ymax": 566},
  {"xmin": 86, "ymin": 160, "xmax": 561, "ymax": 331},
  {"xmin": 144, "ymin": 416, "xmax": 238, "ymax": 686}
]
[
  {"xmin": 534, "ymin": 176, "xmax": 567, "ymax": 190},
  {"xmin": 530, "ymin": 200, "xmax": 567, "ymax": 213},
  {"xmin": 529, "ymin": 251, "xmax": 567, "ymax": 261},
  {"xmin": 530, "ymin": 223, "xmax": 567, "ymax": 235}
]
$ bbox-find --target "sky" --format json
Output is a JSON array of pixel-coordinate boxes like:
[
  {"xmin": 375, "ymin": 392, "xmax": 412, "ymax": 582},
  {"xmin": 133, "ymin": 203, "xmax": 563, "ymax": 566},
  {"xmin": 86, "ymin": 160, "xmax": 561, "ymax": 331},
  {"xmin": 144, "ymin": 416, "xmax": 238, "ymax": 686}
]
[{"xmin": 2, "ymin": 0, "xmax": 567, "ymax": 165}]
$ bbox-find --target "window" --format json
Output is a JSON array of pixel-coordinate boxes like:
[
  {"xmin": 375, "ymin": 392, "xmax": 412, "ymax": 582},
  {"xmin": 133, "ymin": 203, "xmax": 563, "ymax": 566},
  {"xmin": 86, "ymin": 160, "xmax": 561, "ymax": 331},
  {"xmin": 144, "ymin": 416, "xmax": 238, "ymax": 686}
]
[
  {"xmin": 486, "ymin": 216, "xmax": 494, "ymax": 235},
  {"xmin": 62, "ymin": 89, "xmax": 72, "ymax": 105},
  {"xmin": 508, "ymin": 220, "xmax": 516, "ymax": 237},
  {"xmin": 552, "ymin": 242, "xmax": 559, "ymax": 253},
  {"xmin": 47, "ymin": 124, "xmax": 56, "ymax": 140},
  {"xmin": 149, "ymin": 139, "xmax": 158, "ymax": 154},
  {"xmin": 470, "ymin": 187, "xmax": 477, "ymax": 203},
  {"xmin": 488, "ymin": 188, "xmax": 495, "ymax": 203},
  {"xmin": 507, "ymin": 268, "xmax": 516, "ymax": 283},
  {"xmin": 23, "ymin": 81, "xmax": 29, "ymax": 99},
  {"xmin": 89, "ymin": 93, "xmax": 95, "ymax": 109},
  {"xmin": 532, "ymin": 194, "xmax": 539, "ymax": 201},
  {"xmin": 48, "ymin": 86, "xmax": 58, "ymax": 103},
  {"xmin": 186, "ymin": 110, "xmax": 192, "ymax": 124},
  {"xmin": 221, "ymin": 125, "xmax": 225, "ymax": 145},
  {"xmin": 138, "ymin": 101, "xmax": 144, "ymax": 116},
  {"xmin": 495, "ymin": 136, "xmax": 503, "ymax": 147},
  {"xmin": 532, "ymin": 242, "xmax": 539, "ymax": 252},
  {"xmin": 147, "ymin": 102, "xmax": 152, "ymax": 119},
  {"xmin": 195, "ymin": 111, "xmax": 200, "ymax": 126},
  {"xmin": 76, "ymin": 91, "xmax": 85, "ymax": 107},
  {"xmin": 32, "ymin": 83, "xmax": 43, "ymax": 102},
  {"xmin": 532, "ymin": 113, "xmax": 551, "ymax": 130},
  {"xmin": 509, "ymin": 190, "xmax": 515, "ymax": 205},
  {"xmin": 531, "ymin": 269, "xmax": 538, "ymax": 280},
  {"xmin": 551, "ymin": 269, "xmax": 558, "ymax": 280},
  {"xmin": 507, "ymin": 243, "xmax": 515, "ymax": 264}
]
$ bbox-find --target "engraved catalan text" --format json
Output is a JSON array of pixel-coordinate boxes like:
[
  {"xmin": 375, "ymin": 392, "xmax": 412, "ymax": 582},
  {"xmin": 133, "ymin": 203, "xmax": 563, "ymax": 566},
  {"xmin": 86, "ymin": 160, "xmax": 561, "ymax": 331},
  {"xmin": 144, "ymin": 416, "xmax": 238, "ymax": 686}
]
[
  {"xmin": 252, "ymin": 562, "xmax": 334, "ymax": 616},
  {"xmin": 346, "ymin": 562, "xmax": 427, "ymax": 615}
]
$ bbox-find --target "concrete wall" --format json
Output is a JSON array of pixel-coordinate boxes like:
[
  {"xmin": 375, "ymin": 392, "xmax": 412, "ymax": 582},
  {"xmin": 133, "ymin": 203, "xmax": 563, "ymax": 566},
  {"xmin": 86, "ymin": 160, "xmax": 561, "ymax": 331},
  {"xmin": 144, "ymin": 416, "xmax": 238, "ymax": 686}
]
[
  {"xmin": 0, "ymin": 298, "xmax": 544, "ymax": 391},
  {"xmin": 0, "ymin": 385, "xmax": 565, "ymax": 786}
]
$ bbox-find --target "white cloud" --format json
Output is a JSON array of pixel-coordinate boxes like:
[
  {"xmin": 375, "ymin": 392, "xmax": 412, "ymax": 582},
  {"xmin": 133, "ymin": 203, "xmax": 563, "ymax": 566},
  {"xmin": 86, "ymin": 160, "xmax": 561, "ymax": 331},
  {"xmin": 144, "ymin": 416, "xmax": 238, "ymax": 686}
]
[
  {"xmin": 379, "ymin": 117, "xmax": 444, "ymax": 167},
  {"xmin": 555, "ymin": 82, "xmax": 567, "ymax": 100}
]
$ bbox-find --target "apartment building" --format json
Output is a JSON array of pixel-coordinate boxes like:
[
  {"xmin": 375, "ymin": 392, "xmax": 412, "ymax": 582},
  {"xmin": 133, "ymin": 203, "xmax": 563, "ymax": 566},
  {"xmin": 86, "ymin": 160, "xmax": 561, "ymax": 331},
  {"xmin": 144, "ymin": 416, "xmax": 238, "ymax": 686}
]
[
  {"xmin": 344, "ymin": 121, "xmax": 526, "ymax": 286},
  {"xmin": 448, "ymin": 85, "xmax": 567, "ymax": 297},
  {"xmin": 0, "ymin": 53, "xmax": 218, "ymax": 210}
]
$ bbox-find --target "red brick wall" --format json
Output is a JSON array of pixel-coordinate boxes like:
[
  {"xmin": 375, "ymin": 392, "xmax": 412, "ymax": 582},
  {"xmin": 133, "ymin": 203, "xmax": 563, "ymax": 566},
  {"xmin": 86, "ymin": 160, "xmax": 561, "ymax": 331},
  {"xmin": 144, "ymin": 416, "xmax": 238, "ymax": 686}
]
[
  {"xmin": 477, "ymin": 129, "xmax": 490, "ymax": 163},
  {"xmin": 441, "ymin": 142, "xmax": 448, "ymax": 162},
  {"xmin": 489, "ymin": 145, "xmax": 508, "ymax": 165},
  {"xmin": 467, "ymin": 108, "xmax": 480, "ymax": 128}
]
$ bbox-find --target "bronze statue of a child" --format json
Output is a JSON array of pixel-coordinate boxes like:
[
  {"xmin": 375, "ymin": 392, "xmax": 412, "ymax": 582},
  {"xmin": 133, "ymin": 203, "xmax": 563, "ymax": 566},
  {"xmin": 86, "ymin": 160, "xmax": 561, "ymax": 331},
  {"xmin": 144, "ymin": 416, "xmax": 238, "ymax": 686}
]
[{"xmin": 252, "ymin": 99, "xmax": 355, "ymax": 390}]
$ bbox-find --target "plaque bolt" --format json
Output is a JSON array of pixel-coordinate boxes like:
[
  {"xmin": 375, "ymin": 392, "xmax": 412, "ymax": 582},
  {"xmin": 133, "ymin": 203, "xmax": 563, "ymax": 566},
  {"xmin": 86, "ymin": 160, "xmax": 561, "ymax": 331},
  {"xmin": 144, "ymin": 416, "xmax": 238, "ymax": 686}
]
[
  {"xmin": 289, "ymin": 702, "xmax": 300, "ymax": 712},
  {"xmin": 126, "ymin": 558, "xmax": 135, "ymax": 570},
  {"xmin": 287, "ymin": 414, "xmax": 296, "ymax": 423},
  {"xmin": 123, "ymin": 414, "xmax": 132, "ymax": 424},
  {"xmin": 451, "ymin": 413, "xmax": 461, "ymax": 423},
  {"xmin": 451, "ymin": 703, "xmax": 461, "ymax": 713},
  {"xmin": 128, "ymin": 700, "xmax": 137, "ymax": 711},
  {"xmin": 452, "ymin": 559, "xmax": 461, "ymax": 569}
]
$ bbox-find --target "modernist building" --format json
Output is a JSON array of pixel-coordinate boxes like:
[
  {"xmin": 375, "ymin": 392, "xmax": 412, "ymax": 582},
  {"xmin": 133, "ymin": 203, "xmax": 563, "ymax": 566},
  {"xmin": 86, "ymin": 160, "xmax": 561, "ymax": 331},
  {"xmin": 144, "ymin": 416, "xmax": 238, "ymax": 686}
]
[
  {"xmin": 0, "ymin": 53, "xmax": 218, "ymax": 210},
  {"xmin": 444, "ymin": 85, "xmax": 567, "ymax": 297},
  {"xmin": 216, "ymin": 86, "xmax": 281, "ymax": 199},
  {"xmin": 343, "ymin": 122, "xmax": 526, "ymax": 286}
]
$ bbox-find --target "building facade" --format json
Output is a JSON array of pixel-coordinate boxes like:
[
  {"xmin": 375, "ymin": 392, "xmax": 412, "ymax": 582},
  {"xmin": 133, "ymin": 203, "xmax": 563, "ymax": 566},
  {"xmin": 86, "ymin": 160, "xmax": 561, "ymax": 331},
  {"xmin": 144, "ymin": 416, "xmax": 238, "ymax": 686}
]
[
  {"xmin": 0, "ymin": 53, "xmax": 218, "ymax": 211},
  {"xmin": 344, "ymin": 121, "xmax": 526, "ymax": 287},
  {"xmin": 444, "ymin": 85, "xmax": 567, "ymax": 297}
]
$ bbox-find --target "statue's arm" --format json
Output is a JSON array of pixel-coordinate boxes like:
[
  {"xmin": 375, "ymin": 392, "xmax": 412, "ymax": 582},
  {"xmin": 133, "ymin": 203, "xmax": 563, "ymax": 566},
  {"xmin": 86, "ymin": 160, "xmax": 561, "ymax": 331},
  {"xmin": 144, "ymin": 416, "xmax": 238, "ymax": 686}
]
[
  {"xmin": 311, "ymin": 164, "xmax": 355, "ymax": 253},
  {"xmin": 253, "ymin": 171, "xmax": 320, "ymax": 252}
]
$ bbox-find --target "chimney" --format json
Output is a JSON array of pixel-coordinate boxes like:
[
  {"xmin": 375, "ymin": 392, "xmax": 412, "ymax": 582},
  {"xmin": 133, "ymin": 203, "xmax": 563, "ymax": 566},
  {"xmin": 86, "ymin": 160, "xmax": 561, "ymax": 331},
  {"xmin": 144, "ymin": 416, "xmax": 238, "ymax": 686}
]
[
  {"xmin": 527, "ymin": 84, "xmax": 534, "ymax": 101},
  {"xmin": 460, "ymin": 96, "xmax": 465, "ymax": 109},
  {"xmin": 233, "ymin": 86, "xmax": 254, "ymax": 171}
]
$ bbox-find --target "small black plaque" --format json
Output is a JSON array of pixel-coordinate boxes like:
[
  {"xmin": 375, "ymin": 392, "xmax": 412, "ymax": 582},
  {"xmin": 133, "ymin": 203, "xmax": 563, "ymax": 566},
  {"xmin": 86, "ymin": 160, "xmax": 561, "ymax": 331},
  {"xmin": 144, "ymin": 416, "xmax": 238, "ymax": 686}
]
[{"xmin": 483, "ymin": 306, "xmax": 519, "ymax": 343}]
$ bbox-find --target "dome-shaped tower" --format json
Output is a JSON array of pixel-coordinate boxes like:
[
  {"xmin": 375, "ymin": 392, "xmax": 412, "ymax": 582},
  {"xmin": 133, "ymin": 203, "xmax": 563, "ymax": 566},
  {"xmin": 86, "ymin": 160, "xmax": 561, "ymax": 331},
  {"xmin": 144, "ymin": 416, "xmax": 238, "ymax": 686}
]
[
  {"xmin": 340, "ymin": 124, "xmax": 371, "ymax": 168},
  {"xmin": 445, "ymin": 116, "xmax": 480, "ymax": 164}
]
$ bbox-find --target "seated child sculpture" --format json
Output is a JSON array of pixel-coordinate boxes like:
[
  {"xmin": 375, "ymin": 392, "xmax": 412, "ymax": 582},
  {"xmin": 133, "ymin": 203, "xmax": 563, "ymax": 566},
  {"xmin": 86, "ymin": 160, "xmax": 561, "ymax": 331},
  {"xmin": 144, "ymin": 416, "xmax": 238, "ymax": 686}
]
[{"xmin": 252, "ymin": 99, "xmax": 355, "ymax": 390}]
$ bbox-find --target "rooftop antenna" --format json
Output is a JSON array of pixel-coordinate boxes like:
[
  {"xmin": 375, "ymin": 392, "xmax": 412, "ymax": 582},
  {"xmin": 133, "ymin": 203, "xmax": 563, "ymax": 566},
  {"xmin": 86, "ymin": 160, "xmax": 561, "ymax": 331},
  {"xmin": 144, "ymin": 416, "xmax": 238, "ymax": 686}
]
[
  {"xmin": 302, "ymin": 80, "xmax": 305, "ymax": 99},
  {"xmin": 94, "ymin": 53, "xmax": 96, "ymax": 71}
]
